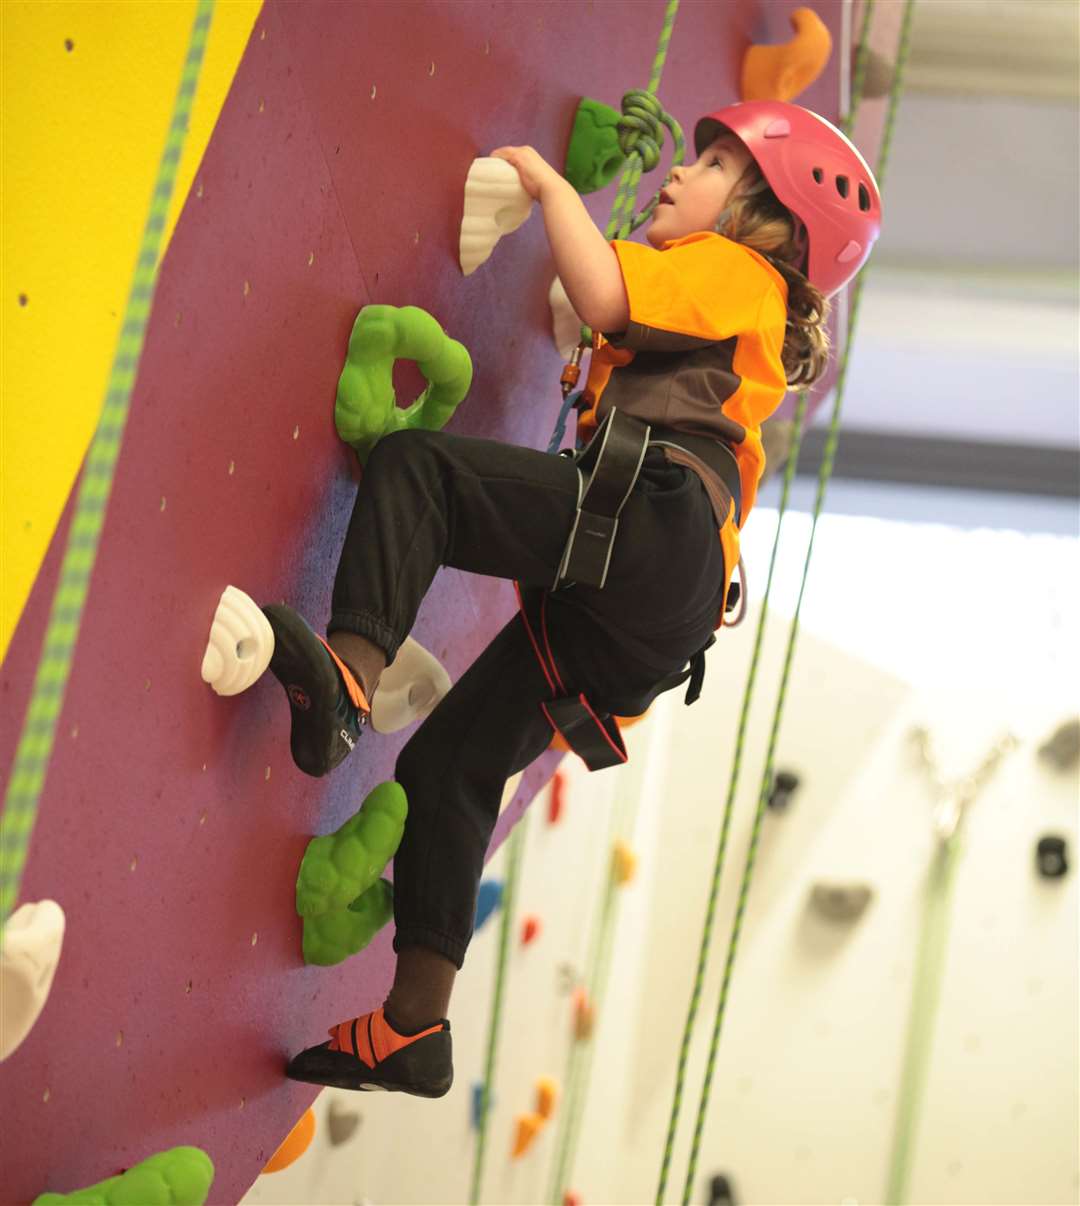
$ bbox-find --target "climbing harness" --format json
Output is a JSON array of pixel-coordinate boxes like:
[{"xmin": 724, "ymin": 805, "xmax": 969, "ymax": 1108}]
[
  {"xmin": 553, "ymin": 409, "xmax": 743, "ymax": 592},
  {"xmin": 521, "ymin": 406, "xmax": 744, "ymax": 771},
  {"xmin": 655, "ymin": 4, "xmax": 918, "ymax": 1202}
]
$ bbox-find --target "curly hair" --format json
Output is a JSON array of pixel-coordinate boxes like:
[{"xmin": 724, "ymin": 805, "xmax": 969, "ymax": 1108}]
[{"xmin": 717, "ymin": 161, "xmax": 832, "ymax": 388}]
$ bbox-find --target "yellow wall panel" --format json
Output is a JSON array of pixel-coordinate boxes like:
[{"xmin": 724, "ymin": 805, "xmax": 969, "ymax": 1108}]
[{"xmin": 1, "ymin": 0, "xmax": 262, "ymax": 660}]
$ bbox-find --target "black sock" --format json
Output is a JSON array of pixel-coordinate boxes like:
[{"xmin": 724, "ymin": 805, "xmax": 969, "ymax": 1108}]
[{"xmin": 383, "ymin": 1006, "xmax": 445, "ymax": 1036}]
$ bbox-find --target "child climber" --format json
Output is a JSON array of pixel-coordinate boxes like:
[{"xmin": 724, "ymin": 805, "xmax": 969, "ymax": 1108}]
[{"xmin": 269, "ymin": 100, "xmax": 881, "ymax": 1097}]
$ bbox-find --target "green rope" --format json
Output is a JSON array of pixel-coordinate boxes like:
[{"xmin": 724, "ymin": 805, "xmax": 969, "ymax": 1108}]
[
  {"xmin": 575, "ymin": 0, "xmax": 684, "ymax": 347},
  {"xmin": 0, "ymin": 0, "xmax": 215, "ymax": 936},
  {"xmin": 542, "ymin": 8, "xmax": 686, "ymax": 1195},
  {"xmin": 548, "ymin": 768, "xmax": 637, "ymax": 1204},
  {"xmin": 885, "ymin": 835, "xmax": 965, "ymax": 1205},
  {"xmin": 674, "ymin": 4, "xmax": 918, "ymax": 1201},
  {"xmin": 470, "ymin": 809, "xmax": 529, "ymax": 1205},
  {"xmin": 653, "ymin": 3, "xmax": 888, "ymax": 1197},
  {"xmin": 653, "ymin": 386, "xmax": 810, "ymax": 1204},
  {"xmin": 845, "ymin": 0, "xmax": 877, "ymax": 134}
]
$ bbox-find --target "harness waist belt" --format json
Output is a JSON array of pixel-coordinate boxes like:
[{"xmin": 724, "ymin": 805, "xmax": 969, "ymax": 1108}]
[
  {"xmin": 647, "ymin": 425, "xmax": 743, "ymax": 527},
  {"xmin": 555, "ymin": 411, "xmax": 743, "ymax": 591}
]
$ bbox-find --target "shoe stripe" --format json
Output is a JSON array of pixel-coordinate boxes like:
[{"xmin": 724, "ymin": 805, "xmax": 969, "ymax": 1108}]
[
  {"xmin": 316, "ymin": 636, "xmax": 370, "ymax": 714},
  {"xmin": 369, "ymin": 1013, "xmax": 380, "ymax": 1065}
]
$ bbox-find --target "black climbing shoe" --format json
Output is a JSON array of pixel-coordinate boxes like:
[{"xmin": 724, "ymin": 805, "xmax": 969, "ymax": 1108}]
[{"xmin": 261, "ymin": 603, "xmax": 369, "ymax": 777}]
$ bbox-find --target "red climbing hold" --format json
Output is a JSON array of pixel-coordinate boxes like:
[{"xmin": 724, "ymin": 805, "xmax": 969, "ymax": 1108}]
[
  {"xmin": 521, "ymin": 915, "xmax": 541, "ymax": 946},
  {"xmin": 548, "ymin": 769, "xmax": 567, "ymax": 825}
]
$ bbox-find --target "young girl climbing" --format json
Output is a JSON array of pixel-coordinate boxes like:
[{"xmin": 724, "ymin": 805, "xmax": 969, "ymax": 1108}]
[{"xmin": 269, "ymin": 100, "xmax": 881, "ymax": 1097}]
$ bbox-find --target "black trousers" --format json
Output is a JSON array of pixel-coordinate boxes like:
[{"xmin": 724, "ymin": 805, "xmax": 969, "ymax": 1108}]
[{"xmin": 329, "ymin": 427, "xmax": 726, "ymax": 969}]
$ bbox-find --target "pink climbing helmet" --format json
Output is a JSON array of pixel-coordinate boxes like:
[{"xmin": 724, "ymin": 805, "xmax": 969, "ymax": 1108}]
[{"xmin": 694, "ymin": 100, "xmax": 882, "ymax": 297}]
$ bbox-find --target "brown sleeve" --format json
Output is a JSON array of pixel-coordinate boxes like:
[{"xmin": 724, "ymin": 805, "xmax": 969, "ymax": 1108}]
[{"xmin": 603, "ymin": 320, "xmax": 718, "ymax": 354}]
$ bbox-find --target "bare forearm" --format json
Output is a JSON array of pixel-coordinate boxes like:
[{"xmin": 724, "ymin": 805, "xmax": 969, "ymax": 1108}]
[{"xmin": 540, "ymin": 177, "xmax": 628, "ymax": 333}]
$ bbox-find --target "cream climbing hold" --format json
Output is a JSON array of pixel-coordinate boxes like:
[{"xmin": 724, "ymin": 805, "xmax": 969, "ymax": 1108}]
[
  {"xmin": 370, "ymin": 637, "xmax": 451, "ymax": 734},
  {"xmin": 0, "ymin": 899, "xmax": 65, "ymax": 1062},
  {"xmin": 548, "ymin": 275, "xmax": 587, "ymax": 361},
  {"xmin": 201, "ymin": 585, "xmax": 274, "ymax": 696},
  {"xmin": 459, "ymin": 157, "xmax": 534, "ymax": 276}
]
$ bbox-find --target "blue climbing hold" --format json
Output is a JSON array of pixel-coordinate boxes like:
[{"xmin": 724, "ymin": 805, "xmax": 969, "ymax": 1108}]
[
  {"xmin": 474, "ymin": 879, "xmax": 504, "ymax": 932},
  {"xmin": 472, "ymin": 1081, "xmax": 496, "ymax": 1131}
]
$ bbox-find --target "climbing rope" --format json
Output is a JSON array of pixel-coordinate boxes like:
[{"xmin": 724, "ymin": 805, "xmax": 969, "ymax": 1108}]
[
  {"xmin": 538, "ymin": 7, "xmax": 687, "ymax": 1198},
  {"xmin": 549, "ymin": 0, "xmax": 685, "ymax": 451},
  {"xmin": 470, "ymin": 807, "xmax": 529, "ymax": 1204},
  {"xmin": 656, "ymin": 3, "xmax": 919, "ymax": 1201},
  {"xmin": 548, "ymin": 754, "xmax": 644, "ymax": 1205},
  {"xmin": 0, "ymin": 0, "xmax": 216, "ymax": 936},
  {"xmin": 654, "ymin": 386, "xmax": 808, "ymax": 1205}
]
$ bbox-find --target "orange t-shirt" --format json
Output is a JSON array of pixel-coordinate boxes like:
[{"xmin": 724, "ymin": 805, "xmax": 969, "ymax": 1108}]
[{"xmin": 578, "ymin": 231, "xmax": 789, "ymax": 523}]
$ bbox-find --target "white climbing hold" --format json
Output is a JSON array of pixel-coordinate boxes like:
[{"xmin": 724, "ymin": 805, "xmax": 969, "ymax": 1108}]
[
  {"xmin": 371, "ymin": 637, "xmax": 451, "ymax": 733},
  {"xmin": 201, "ymin": 585, "xmax": 275, "ymax": 696},
  {"xmin": 459, "ymin": 157, "xmax": 534, "ymax": 277},
  {"xmin": 0, "ymin": 900, "xmax": 65, "ymax": 1062},
  {"xmin": 548, "ymin": 275, "xmax": 587, "ymax": 361}
]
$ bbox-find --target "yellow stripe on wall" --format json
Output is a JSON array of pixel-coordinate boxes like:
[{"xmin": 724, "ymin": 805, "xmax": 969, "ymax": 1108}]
[{"xmin": 1, "ymin": 0, "xmax": 262, "ymax": 662}]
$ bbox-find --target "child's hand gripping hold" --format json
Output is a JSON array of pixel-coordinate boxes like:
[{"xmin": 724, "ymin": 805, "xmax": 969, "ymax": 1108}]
[{"xmin": 490, "ymin": 145, "xmax": 563, "ymax": 202}]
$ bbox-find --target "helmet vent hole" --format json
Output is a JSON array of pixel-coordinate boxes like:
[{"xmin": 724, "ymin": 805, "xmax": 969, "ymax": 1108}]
[
  {"xmin": 835, "ymin": 175, "xmax": 850, "ymax": 199},
  {"xmin": 812, "ymin": 167, "xmax": 824, "ymax": 184},
  {"xmin": 858, "ymin": 183, "xmax": 871, "ymax": 212}
]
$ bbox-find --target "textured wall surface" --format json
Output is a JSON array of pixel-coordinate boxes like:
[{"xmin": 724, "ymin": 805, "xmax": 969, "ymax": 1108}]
[
  {"xmin": 0, "ymin": 2, "xmax": 845, "ymax": 1202},
  {"xmin": 1, "ymin": 0, "xmax": 261, "ymax": 658}
]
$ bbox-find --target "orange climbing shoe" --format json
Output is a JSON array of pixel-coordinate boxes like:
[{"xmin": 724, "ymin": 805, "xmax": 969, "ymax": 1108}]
[
  {"xmin": 261, "ymin": 603, "xmax": 370, "ymax": 778},
  {"xmin": 285, "ymin": 1006, "xmax": 453, "ymax": 1097}
]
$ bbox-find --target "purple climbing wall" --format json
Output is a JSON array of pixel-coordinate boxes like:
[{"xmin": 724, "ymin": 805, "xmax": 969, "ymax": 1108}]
[{"xmin": 0, "ymin": 2, "xmax": 844, "ymax": 1200}]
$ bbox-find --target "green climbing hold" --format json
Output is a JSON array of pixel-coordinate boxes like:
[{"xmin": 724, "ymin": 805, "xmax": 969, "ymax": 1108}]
[
  {"xmin": 335, "ymin": 304, "xmax": 473, "ymax": 464},
  {"xmin": 295, "ymin": 780, "xmax": 407, "ymax": 917},
  {"xmin": 302, "ymin": 878, "xmax": 395, "ymax": 966},
  {"xmin": 564, "ymin": 98, "xmax": 626, "ymax": 194},
  {"xmin": 295, "ymin": 780, "xmax": 407, "ymax": 965},
  {"xmin": 32, "ymin": 1146, "xmax": 214, "ymax": 1205}
]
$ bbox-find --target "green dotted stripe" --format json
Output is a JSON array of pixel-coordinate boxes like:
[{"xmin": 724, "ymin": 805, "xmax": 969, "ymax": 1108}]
[
  {"xmin": 0, "ymin": 1, "xmax": 215, "ymax": 931},
  {"xmin": 661, "ymin": 3, "xmax": 921, "ymax": 1201},
  {"xmin": 470, "ymin": 810, "xmax": 528, "ymax": 1205}
]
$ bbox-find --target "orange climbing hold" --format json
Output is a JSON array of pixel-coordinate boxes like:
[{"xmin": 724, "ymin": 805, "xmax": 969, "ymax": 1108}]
[
  {"xmin": 740, "ymin": 7, "xmax": 832, "ymax": 103},
  {"xmin": 572, "ymin": 986, "xmax": 595, "ymax": 1041},
  {"xmin": 512, "ymin": 1112, "xmax": 545, "ymax": 1158},
  {"xmin": 564, "ymin": 1193, "xmax": 583, "ymax": 1206},
  {"xmin": 612, "ymin": 839, "xmax": 637, "ymax": 886},
  {"xmin": 261, "ymin": 1106, "xmax": 316, "ymax": 1174},
  {"xmin": 536, "ymin": 1075, "xmax": 559, "ymax": 1120},
  {"xmin": 521, "ymin": 914, "xmax": 542, "ymax": 946}
]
